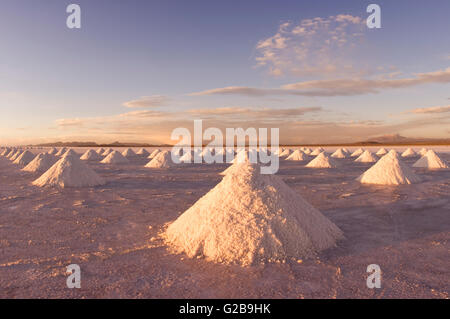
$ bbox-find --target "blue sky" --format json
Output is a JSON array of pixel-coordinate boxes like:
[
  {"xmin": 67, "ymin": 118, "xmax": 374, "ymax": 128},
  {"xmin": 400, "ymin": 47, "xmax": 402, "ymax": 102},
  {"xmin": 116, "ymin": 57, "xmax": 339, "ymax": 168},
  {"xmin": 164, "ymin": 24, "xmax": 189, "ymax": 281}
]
[{"xmin": 1, "ymin": 0, "xmax": 449, "ymax": 145}]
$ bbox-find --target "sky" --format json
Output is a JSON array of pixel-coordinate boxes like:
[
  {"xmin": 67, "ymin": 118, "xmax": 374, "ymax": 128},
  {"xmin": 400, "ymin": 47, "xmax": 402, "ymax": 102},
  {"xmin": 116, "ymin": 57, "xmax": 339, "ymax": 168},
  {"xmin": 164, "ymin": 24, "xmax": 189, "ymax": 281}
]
[{"xmin": 0, "ymin": 0, "xmax": 449, "ymax": 145}]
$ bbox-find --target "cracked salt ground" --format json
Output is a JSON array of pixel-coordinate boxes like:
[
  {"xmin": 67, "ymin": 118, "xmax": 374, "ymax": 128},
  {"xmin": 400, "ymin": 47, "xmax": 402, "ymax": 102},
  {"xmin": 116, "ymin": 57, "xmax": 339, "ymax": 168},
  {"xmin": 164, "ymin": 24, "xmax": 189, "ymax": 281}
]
[{"xmin": 0, "ymin": 147, "xmax": 449, "ymax": 298}]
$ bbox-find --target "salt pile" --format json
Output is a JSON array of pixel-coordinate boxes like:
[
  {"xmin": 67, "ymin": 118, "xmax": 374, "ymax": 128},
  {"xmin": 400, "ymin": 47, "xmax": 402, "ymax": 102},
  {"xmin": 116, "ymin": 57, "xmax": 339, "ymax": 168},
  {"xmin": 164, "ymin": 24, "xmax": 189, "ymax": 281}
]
[
  {"xmin": 1, "ymin": 148, "xmax": 11, "ymax": 156},
  {"xmin": 165, "ymin": 163, "xmax": 343, "ymax": 266},
  {"xmin": 413, "ymin": 150, "xmax": 449, "ymax": 169},
  {"xmin": 55, "ymin": 148, "xmax": 67, "ymax": 156},
  {"xmin": 102, "ymin": 148, "xmax": 114, "ymax": 156},
  {"xmin": 5, "ymin": 149, "xmax": 16, "ymax": 158},
  {"xmin": 96, "ymin": 148, "xmax": 105, "ymax": 154},
  {"xmin": 33, "ymin": 154, "xmax": 105, "ymax": 188},
  {"xmin": 310, "ymin": 148, "xmax": 323, "ymax": 156},
  {"xmin": 0, "ymin": 148, "xmax": 11, "ymax": 156},
  {"xmin": 13, "ymin": 150, "xmax": 36, "ymax": 167},
  {"xmin": 145, "ymin": 150, "xmax": 177, "ymax": 168},
  {"xmin": 350, "ymin": 148, "xmax": 364, "ymax": 157},
  {"xmin": 306, "ymin": 153, "xmax": 338, "ymax": 168},
  {"xmin": 10, "ymin": 150, "xmax": 23, "ymax": 161},
  {"xmin": 286, "ymin": 150, "xmax": 306, "ymax": 161},
  {"xmin": 179, "ymin": 151, "xmax": 194, "ymax": 163},
  {"xmin": 148, "ymin": 149, "xmax": 161, "ymax": 159},
  {"xmin": 122, "ymin": 148, "xmax": 137, "ymax": 158},
  {"xmin": 387, "ymin": 149, "xmax": 399, "ymax": 157},
  {"xmin": 357, "ymin": 151, "xmax": 421, "ymax": 185},
  {"xmin": 354, "ymin": 150, "xmax": 377, "ymax": 163},
  {"xmin": 47, "ymin": 147, "xmax": 57, "ymax": 155},
  {"xmin": 273, "ymin": 148, "xmax": 282, "ymax": 156},
  {"xmin": 5, "ymin": 149, "xmax": 13, "ymax": 158},
  {"xmin": 278, "ymin": 148, "xmax": 292, "ymax": 157},
  {"xmin": 63, "ymin": 149, "xmax": 78, "ymax": 157},
  {"xmin": 331, "ymin": 148, "xmax": 347, "ymax": 159},
  {"xmin": 23, "ymin": 153, "xmax": 58, "ymax": 173},
  {"xmin": 231, "ymin": 149, "xmax": 258, "ymax": 164},
  {"xmin": 80, "ymin": 149, "xmax": 102, "ymax": 161},
  {"xmin": 303, "ymin": 148, "xmax": 312, "ymax": 155},
  {"xmin": 419, "ymin": 148, "xmax": 428, "ymax": 156},
  {"xmin": 136, "ymin": 148, "xmax": 149, "ymax": 156},
  {"xmin": 401, "ymin": 148, "xmax": 417, "ymax": 157},
  {"xmin": 101, "ymin": 151, "xmax": 129, "ymax": 164},
  {"xmin": 376, "ymin": 148, "xmax": 388, "ymax": 156}
]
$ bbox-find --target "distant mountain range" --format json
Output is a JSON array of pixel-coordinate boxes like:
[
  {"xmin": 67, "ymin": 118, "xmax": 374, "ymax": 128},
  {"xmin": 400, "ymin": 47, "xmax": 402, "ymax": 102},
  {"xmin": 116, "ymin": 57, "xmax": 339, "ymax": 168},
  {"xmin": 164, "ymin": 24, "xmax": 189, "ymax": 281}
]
[
  {"xmin": 361, "ymin": 134, "xmax": 450, "ymax": 145},
  {"xmin": 32, "ymin": 135, "xmax": 450, "ymax": 147},
  {"xmin": 34, "ymin": 141, "xmax": 172, "ymax": 147}
]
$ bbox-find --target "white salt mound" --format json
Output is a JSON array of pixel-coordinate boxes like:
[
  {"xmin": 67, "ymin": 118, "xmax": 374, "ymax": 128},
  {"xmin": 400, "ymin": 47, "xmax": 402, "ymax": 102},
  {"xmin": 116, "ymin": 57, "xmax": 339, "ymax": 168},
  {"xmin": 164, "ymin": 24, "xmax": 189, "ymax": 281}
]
[
  {"xmin": 350, "ymin": 148, "xmax": 364, "ymax": 157},
  {"xmin": 5, "ymin": 149, "xmax": 16, "ymax": 158},
  {"xmin": 306, "ymin": 153, "xmax": 338, "ymax": 168},
  {"xmin": 179, "ymin": 151, "xmax": 194, "ymax": 163},
  {"xmin": 102, "ymin": 148, "xmax": 113, "ymax": 156},
  {"xmin": 357, "ymin": 152, "xmax": 421, "ymax": 185},
  {"xmin": 80, "ymin": 149, "xmax": 102, "ymax": 161},
  {"xmin": 13, "ymin": 150, "xmax": 36, "ymax": 167},
  {"xmin": 1, "ymin": 148, "xmax": 11, "ymax": 156},
  {"xmin": 33, "ymin": 154, "xmax": 105, "ymax": 188},
  {"xmin": 310, "ymin": 148, "xmax": 323, "ymax": 156},
  {"xmin": 55, "ymin": 148, "xmax": 67, "ymax": 156},
  {"xmin": 286, "ymin": 150, "xmax": 306, "ymax": 161},
  {"xmin": 331, "ymin": 148, "xmax": 346, "ymax": 159},
  {"xmin": 145, "ymin": 150, "xmax": 177, "ymax": 168},
  {"xmin": 9, "ymin": 150, "xmax": 22, "ymax": 161},
  {"xmin": 47, "ymin": 147, "xmax": 57, "ymax": 155},
  {"xmin": 376, "ymin": 148, "xmax": 388, "ymax": 156},
  {"xmin": 278, "ymin": 149, "xmax": 292, "ymax": 157},
  {"xmin": 63, "ymin": 149, "xmax": 78, "ymax": 157},
  {"xmin": 354, "ymin": 150, "xmax": 377, "ymax": 163},
  {"xmin": 6, "ymin": 149, "xmax": 16, "ymax": 158},
  {"xmin": 303, "ymin": 148, "xmax": 312, "ymax": 155},
  {"xmin": 23, "ymin": 153, "xmax": 58, "ymax": 173},
  {"xmin": 401, "ymin": 148, "xmax": 416, "ymax": 157},
  {"xmin": 386, "ymin": 149, "xmax": 399, "ymax": 157},
  {"xmin": 165, "ymin": 163, "xmax": 343, "ymax": 266},
  {"xmin": 148, "ymin": 149, "xmax": 161, "ymax": 159},
  {"xmin": 101, "ymin": 151, "xmax": 129, "ymax": 164},
  {"xmin": 136, "ymin": 148, "xmax": 149, "ymax": 156},
  {"xmin": 413, "ymin": 150, "xmax": 449, "ymax": 169},
  {"xmin": 122, "ymin": 148, "xmax": 137, "ymax": 158},
  {"xmin": 231, "ymin": 149, "xmax": 258, "ymax": 164},
  {"xmin": 419, "ymin": 148, "xmax": 428, "ymax": 156},
  {"xmin": 96, "ymin": 148, "xmax": 105, "ymax": 154}
]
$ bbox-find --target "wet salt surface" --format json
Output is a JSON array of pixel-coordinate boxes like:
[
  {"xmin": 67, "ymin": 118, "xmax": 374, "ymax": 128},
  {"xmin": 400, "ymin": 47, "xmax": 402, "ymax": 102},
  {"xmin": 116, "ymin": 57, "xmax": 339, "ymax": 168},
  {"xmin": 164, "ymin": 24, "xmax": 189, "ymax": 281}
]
[{"xmin": 0, "ymin": 148, "xmax": 449, "ymax": 298}]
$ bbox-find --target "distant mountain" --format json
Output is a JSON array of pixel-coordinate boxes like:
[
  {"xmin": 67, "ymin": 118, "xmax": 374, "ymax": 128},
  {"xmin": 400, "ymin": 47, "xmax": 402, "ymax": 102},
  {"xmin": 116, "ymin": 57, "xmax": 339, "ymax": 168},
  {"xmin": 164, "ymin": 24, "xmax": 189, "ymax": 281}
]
[
  {"xmin": 363, "ymin": 134, "xmax": 450, "ymax": 145},
  {"xmin": 35, "ymin": 141, "xmax": 172, "ymax": 147}
]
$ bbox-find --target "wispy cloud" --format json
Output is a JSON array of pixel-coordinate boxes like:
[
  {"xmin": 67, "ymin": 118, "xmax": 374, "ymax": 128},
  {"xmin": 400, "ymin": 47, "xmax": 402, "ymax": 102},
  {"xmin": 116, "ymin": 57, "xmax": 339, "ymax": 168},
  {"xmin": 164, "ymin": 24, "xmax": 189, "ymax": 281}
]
[
  {"xmin": 187, "ymin": 106, "xmax": 322, "ymax": 119},
  {"xmin": 190, "ymin": 68, "xmax": 450, "ymax": 97},
  {"xmin": 409, "ymin": 105, "xmax": 450, "ymax": 114},
  {"xmin": 255, "ymin": 14, "xmax": 365, "ymax": 77},
  {"xmin": 123, "ymin": 95, "xmax": 169, "ymax": 108}
]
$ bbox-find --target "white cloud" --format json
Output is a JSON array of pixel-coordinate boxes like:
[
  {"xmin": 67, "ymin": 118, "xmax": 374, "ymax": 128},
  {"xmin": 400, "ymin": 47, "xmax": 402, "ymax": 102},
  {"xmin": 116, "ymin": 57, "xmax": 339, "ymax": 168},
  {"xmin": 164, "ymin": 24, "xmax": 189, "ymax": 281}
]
[
  {"xmin": 123, "ymin": 95, "xmax": 169, "ymax": 108},
  {"xmin": 409, "ymin": 105, "xmax": 450, "ymax": 114},
  {"xmin": 190, "ymin": 68, "xmax": 450, "ymax": 97},
  {"xmin": 255, "ymin": 14, "xmax": 365, "ymax": 77}
]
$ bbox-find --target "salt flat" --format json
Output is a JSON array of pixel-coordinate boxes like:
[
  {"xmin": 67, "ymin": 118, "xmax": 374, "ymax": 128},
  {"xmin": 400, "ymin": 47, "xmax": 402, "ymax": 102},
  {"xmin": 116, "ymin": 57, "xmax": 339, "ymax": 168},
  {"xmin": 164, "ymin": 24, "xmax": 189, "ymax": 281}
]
[{"xmin": 0, "ymin": 147, "xmax": 449, "ymax": 298}]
